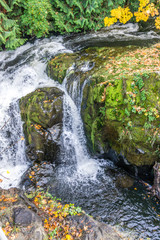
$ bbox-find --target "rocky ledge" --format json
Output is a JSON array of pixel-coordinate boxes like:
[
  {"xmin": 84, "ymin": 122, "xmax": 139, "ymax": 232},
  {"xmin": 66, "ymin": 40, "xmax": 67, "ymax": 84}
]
[
  {"xmin": 0, "ymin": 188, "xmax": 126, "ymax": 240},
  {"xmin": 47, "ymin": 43, "xmax": 160, "ymax": 172}
]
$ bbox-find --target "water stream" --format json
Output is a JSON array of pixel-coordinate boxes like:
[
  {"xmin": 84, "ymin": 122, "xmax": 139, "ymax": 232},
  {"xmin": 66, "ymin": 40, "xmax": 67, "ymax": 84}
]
[{"xmin": 1, "ymin": 24, "xmax": 160, "ymax": 239}]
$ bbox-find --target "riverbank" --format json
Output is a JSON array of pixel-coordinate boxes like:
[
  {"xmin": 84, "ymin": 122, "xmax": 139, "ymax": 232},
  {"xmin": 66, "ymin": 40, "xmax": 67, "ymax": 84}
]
[{"xmin": 0, "ymin": 187, "xmax": 129, "ymax": 240}]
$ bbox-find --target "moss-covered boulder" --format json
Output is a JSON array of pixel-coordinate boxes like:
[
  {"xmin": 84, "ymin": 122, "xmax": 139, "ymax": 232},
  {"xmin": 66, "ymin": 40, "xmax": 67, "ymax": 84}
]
[
  {"xmin": 19, "ymin": 87, "xmax": 63, "ymax": 162},
  {"xmin": 47, "ymin": 53, "xmax": 78, "ymax": 84},
  {"xmin": 47, "ymin": 44, "xmax": 160, "ymax": 167},
  {"xmin": 81, "ymin": 45, "xmax": 160, "ymax": 167}
]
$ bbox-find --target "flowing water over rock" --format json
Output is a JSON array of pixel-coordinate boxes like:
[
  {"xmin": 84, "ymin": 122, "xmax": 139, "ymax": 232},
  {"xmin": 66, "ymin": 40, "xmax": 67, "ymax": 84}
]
[
  {"xmin": 0, "ymin": 37, "xmax": 71, "ymax": 188},
  {"xmin": 1, "ymin": 24, "xmax": 160, "ymax": 239}
]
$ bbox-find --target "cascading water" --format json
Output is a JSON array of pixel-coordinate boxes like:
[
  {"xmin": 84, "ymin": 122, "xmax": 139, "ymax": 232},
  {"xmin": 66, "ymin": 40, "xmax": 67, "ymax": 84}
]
[
  {"xmin": 0, "ymin": 36, "xmax": 72, "ymax": 188},
  {"xmin": 60, "ymin": 66, "xmax": 98, "ymax": 178},
  {"xmin": 1, "ymin": 26, "xmax": 160, "ymax": 239}
]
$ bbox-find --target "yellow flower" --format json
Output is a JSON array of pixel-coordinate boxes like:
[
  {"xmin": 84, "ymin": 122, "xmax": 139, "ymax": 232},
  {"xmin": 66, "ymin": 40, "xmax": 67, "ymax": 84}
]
[
  {"xmin": 104, "ymin": 17, "xmax": 117, "ymax": 27},
  {"xmin": 155, "ymin": 16, "xmax": 160, "ymax": 29}
]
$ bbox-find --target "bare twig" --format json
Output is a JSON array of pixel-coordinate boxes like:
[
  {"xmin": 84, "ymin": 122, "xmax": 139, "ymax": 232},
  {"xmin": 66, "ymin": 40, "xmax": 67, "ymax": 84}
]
[
  {"xmin": 0, "ymin": 173, "xmax": 10, "ymax": 180},
  {"xmin": 0, "ymin": 118, "xmax": 11, "ymax": 131}
]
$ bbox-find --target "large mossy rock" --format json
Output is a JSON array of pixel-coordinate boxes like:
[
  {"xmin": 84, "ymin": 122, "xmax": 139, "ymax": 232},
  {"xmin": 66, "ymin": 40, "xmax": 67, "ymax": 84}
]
[
  {"xmin": 47, "ymin": 53, "xmax": 78, "ymax": 84},
  {"xmin": 47, "ymin": 44, "xmax": 160, "ymax": 167},
  {"xmin": 81, "ymin": 45, "xmax": 160, "ymax": 167},
  {"xmin": 19, "ymin": 87, "xmax": 63, "ymax": 162}
]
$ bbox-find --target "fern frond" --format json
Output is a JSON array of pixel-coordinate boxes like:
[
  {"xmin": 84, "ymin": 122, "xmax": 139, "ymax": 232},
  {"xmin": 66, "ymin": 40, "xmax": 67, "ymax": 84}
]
[
  {"xmin": 0, "ymin": 33, "xmax": 5, "ymax": 43},
  {"xmin": 0, "ymin": 0, "xmax": 11, "ymax": 11},
  {"xmin": 3, "ymin": 18, "xmax": 16, "ymax": 30}
]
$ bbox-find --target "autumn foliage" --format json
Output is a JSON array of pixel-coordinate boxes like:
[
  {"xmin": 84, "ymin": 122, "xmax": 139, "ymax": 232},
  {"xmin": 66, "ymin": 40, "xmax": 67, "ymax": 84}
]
[
  {"xmin": 104, "ymin": 0, "xmax": 160, "ymax": 29},
  {"xmin": 30, "ymin": 190, "xmax": 86, "ymax": 240}
]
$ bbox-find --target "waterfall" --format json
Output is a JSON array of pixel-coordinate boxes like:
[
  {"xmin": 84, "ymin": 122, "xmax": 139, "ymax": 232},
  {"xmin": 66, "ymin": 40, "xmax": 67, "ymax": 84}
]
[
  {"xmin": 60, "ymin": 67, "xmax": 98, "ymax": 178},
  {"xmin": 0, "ymin": 36, "xmax": 71, "ymax": 188},
  {"xmin": 0, "ymin": 36, "xmax": 97, "ymax": 188}
]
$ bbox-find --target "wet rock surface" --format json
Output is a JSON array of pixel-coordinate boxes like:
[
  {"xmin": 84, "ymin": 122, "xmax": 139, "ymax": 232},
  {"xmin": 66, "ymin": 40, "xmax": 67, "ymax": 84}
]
[
  {"xmin": 0, "ymin": 188, "xmax": 125, "ymax": 240},
  {"xmin": 0, "ymin": 188, "xmax": 47, "ymax": 240},
  {"xmin": 47, "ymin": 44, "xmax": 160, "ymax": 169},
  {"xmin": 19, "ymin": 87, "xmax": 64, "ymax": 163},
  {"xmin": 20, "ymin": 162, "xmax": 55, "ymax": 192}
]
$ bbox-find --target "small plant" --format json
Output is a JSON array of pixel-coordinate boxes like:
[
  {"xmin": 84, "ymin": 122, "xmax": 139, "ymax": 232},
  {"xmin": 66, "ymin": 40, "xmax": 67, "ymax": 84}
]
[
  {"xmin": 134, "ymin": 74, "xmax": 144, "ymax": 90},
  {"xmin": 32, "ymin": 190, "xmax": 84, "ymax": 240},
  {"xmin": 140, "ymin": 90, "xmax": 146, "ymax": 101},
  {"xmin": 125, "ymin": 108, "xmax": 130, "ymax": 117},
  {"xmin": 99, "ymin": 106, "xmax": 106, "ymax": 117}
]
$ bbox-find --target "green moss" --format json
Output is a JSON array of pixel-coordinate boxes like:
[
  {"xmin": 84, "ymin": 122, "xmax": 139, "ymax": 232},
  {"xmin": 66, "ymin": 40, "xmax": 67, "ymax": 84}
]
[
  {"xmin": 105, "ymin": 80, "xmax": 124, "ymax": 107},
  {"xmin": 46, "ymin": 45, "xmax": 160, "ymax": 166},
  {"xmin": 47, "ymin": 53, "xmax": 78, "ymax": 84},
  {"xmin": 19, "ymin": 87, "xmax": 63, "ymax": 162}
]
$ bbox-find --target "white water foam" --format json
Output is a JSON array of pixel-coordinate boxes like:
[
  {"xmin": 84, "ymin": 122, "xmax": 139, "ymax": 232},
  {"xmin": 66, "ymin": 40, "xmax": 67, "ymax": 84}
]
[
  {"xmin": 0, "ymin": 36, "xmax": 98, "ymax": 188},
  {"xmin": 60, "ymin": 64, "xmax": 99, "ymax": 180},
  {"xmin": 0, "ymin": 36, "xmax": 71, "ymax": 188}
]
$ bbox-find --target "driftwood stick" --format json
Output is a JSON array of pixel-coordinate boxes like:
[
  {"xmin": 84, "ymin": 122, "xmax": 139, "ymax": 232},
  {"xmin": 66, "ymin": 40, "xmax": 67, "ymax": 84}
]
[
  {"xmin": 0, "ymin": 173, "xmax": 10, "ymax": 180},
  {"xmin": 152, "ymin": 162, "xmax": 160, "ymax": 199},
  {"xmin": 0, "ymin": 118, "xmax": 11, "ymax": 131},
  {"xmin": 19, "ymin": 192, "xmax": 38, "ymax": 213}
]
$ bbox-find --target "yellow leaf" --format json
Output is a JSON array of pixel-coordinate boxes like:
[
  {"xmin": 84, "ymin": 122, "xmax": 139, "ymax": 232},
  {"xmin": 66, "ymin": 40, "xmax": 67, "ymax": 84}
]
[
  {"xmin": 6, "ymin": 171, "xmax": 10, "ymax": 174},
  {"xmin": 66, "ymin": 234, "xmax": 73, "ymax": 240}
]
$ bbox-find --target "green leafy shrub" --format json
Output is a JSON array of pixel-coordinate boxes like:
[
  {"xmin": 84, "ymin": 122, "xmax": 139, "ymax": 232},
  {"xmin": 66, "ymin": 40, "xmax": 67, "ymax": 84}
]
[
  {"xmin": 21, "ymin": 0, "xmax": 53, "ymax": 38},
  {"xmin": 51, "ymin": 0, "xmax": 107, "ymax": 33},
  {"xmin": 0, "ymin": 0, "xmax": 25, "ymax": 50},
  {"xmin": 1, "ymin": 0, "xmax": 157, "ymax": 51}
]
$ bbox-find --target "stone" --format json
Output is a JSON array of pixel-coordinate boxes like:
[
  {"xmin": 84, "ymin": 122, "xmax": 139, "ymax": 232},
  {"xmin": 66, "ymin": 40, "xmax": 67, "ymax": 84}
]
[
  {"xmin": 69, "ymin": 214, "xmax": 122, "ymax": 240},
  {"xmin": 116, "ymin": 174, "xmax": 134, "ymax": 188},
  {"xmin": 47, "ymin": 53, "xmax": 77, "ymax": 84},
  {"xmin": 13, "ymin": 207, "xmax": 36, "ymax": 226},
  {"xmin": 20, "ymin": 161, "xmax": 55, "ymax": 192},
  {"xmin": 47, "ymin": 44, "xmax": 160, "ymax": 173},
  {"xmin": 19, "ymin": 87, "xmax": 64, "ymax": 162}
]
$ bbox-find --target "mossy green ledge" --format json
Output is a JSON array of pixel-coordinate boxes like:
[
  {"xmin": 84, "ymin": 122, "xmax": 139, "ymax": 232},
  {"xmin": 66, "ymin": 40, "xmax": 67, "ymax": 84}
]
[
  {"xmin": 19, "ymin": 87, "xmax": 63, "ymax": 162},
  {"xmin": 47, "ymin": 45, "xmax": 160, "ymax": 167}
]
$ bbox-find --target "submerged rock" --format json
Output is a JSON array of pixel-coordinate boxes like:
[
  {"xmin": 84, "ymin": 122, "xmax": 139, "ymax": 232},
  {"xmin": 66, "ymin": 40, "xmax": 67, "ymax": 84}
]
[
  {"xmin": 19, "ymin": 87, "xmax": 63, "ymax": 162},
  {"xmin": 116, "ymin": 174, "xmax": 134, "ymax": 188}
]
